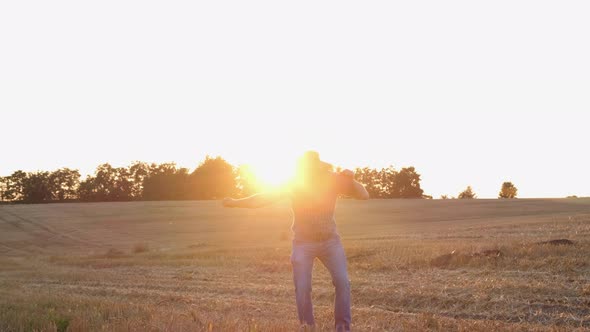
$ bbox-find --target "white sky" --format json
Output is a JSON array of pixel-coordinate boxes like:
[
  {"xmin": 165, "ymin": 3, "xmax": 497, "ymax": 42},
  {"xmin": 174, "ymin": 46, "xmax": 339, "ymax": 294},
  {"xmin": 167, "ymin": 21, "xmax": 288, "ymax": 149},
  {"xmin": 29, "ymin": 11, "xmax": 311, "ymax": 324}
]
[{"xmin": 1, "ymin": 1, "xmax": 589, "ymax": 198}]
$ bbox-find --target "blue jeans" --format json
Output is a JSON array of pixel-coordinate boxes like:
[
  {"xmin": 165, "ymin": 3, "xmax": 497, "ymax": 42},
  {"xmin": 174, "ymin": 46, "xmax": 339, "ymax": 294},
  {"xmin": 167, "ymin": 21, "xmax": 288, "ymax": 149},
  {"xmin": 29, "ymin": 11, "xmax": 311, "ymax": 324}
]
[{"xmin": 291, "ymin": 236, "xmax": 351, "ymax": 331}]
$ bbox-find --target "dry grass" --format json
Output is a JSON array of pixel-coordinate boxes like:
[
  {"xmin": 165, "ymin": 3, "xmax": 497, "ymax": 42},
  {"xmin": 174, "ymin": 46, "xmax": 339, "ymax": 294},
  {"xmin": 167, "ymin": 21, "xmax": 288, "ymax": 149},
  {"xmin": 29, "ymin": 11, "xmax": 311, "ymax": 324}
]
[
  {"xmin": 133, "ymin": 243, "xmax": 150, "ymax": 254},
  {"xmin": 1, "ymin": 199, "xmax": 590, "ymax": 331}
]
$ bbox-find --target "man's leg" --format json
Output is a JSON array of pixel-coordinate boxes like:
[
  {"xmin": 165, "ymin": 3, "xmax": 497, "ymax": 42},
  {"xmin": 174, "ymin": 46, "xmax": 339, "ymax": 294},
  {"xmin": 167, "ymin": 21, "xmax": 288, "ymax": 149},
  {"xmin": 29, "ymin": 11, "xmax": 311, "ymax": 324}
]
[
  {"xmin": 318, "ymin": 238, "xmax": 351, "ymax": 332},
  {"xmin": 291, "ymin": 241, "xmax": 317, "ymax": 327}
]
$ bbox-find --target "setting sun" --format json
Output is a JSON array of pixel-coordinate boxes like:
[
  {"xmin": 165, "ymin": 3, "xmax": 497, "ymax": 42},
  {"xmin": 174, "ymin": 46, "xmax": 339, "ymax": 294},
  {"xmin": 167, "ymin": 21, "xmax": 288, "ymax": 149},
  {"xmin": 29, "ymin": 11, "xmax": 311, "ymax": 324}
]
[{"xmin": 248, "ymin": 159, "xmax": 297, "ymax": 190}]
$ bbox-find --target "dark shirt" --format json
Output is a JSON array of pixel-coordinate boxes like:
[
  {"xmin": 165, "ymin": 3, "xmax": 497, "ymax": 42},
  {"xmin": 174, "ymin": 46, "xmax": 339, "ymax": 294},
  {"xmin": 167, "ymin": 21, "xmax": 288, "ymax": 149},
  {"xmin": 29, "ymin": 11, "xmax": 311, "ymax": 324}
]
[{"xmin": 289, "ymin": 172, "xmax": 353, "ymax": 242}]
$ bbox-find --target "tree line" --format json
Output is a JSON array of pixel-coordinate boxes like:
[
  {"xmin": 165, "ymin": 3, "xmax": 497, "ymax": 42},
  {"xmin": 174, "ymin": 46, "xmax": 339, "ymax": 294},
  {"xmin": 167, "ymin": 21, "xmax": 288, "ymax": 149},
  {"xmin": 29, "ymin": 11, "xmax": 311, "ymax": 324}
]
[
  {"xmin": 441, "ymin": 182, "xmax": 518, "ymax": 200},
  {"xmin": 0, "ymin": 156, "xmax": 521, "ymax": 203},
  {"xmin": 0, "ymin": 157, "xmax": 236, "ymax": 203},
  {"xmin": 0, "ymin": 157, "xmax": 429, "ymax": 203},
  {"xmin": 352, "ymin": 166, "xmax": 426, "ymax": 199}
]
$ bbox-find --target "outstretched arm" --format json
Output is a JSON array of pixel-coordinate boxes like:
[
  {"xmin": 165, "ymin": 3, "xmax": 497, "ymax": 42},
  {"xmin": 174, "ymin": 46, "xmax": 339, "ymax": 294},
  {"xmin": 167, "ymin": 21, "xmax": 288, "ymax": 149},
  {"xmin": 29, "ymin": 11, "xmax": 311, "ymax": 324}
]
[
  {"xmin": 350, "ymin": 179, "xmax": 370, "ymax": 200},
  {"xmin": 222, "ymin": 191, "xmax": 286, "ymax": 208},
  {"xmin": 340, "ymin": 170, "xmax": 370, "ymax": 200}
]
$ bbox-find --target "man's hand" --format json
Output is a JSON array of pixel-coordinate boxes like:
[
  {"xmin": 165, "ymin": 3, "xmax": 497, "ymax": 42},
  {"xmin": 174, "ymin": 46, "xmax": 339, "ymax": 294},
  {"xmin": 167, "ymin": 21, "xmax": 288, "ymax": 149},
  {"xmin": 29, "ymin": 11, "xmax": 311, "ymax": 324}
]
[
  {"xmin": 222, "ymin": 197, "xmax": 236, "ymax": 208},
  {"xmin": 338, "ymin": 169, "xmax": 369, "ymax": 200},
  {"xmin": 340, "ymin": 169, "xmax": 355, "ymax": 179}
]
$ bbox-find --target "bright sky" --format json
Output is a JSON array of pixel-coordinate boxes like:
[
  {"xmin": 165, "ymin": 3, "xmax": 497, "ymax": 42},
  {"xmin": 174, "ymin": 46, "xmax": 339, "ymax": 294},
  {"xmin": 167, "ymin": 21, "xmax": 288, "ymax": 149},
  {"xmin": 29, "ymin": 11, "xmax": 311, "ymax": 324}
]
[{"xmin": 1, "ymin": 1, "xmax": 589, "ymax": 198}]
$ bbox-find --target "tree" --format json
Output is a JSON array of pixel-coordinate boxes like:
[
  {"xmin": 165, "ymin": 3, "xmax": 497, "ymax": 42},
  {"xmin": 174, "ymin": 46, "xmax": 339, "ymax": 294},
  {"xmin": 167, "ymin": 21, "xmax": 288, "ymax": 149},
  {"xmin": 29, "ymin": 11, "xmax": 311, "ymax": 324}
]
[
  {"xmin": 21, "ymin": 171, "xmax": 52, "ymax": 203},
  {"xmin": 3, "ymin": 170, "xmax": 27, "ymax": 201},
  {"xmin": 128, "ymin": 162, "xmax": 150, "ymax": 199},
  {"xmin": 114, "ymin": 166, "xmax": 134, "ymax": 200},
  {"xmin": 354, "ymin": 166, "xmax": 426, "ymax": 199},
  {"xmin": 458, "ymin": 186, "xmax": 476, "ymax": 199},
  {"xmin": 393, "ymin": 167, "xmax": 424, "ymax": 198},
  {"xmin": 189, "ymin": 156, "xmax": 237, "ymax": 199},
  {"xmin": 88, "ymin": 163, "xmax": 117, "ymax": 201},
  {"xmin": 498, "ymin": 182, "xmax": 518, "ymax": 199},
  {"xmin": 142, "ymin": 163, "xmax": 190, "ymax": 201},
  {"xmin": 49, "ymin": 168, "xmax": 81, "ymax": 201},
  {"xmin": 354, "ymin": 167, "xmax": 386, "ymax": 198},
  {"xmin": 378, "ymin": 166, "xmax": 398, "ymax": 198},
  {"xmin": 78, "ymin": 176, "xmax": 97, "ymax": 201},
  {"xmin": 0, "ymin": 177, "xmax": 6, "ymax": 201},
  {"xmin": 78, "ymin": 163, "xmax": 134, "ymax": 201}
]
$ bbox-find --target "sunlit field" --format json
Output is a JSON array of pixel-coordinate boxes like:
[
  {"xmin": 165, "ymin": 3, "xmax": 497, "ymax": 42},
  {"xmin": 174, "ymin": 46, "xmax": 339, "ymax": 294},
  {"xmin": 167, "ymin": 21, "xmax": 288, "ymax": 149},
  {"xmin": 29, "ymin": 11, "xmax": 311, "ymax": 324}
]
[{"xmin": 1, "ymin": 199, "xmax": 590, "ymax": 331}]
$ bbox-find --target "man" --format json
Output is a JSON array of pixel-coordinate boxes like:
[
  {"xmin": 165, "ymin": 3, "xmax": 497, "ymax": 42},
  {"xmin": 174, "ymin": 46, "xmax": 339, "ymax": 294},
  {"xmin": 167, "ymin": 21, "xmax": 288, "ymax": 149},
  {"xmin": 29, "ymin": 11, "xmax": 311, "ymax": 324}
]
[{"xmin": 222, "ymin": 151, "xmax": 369, "ymax": 331}]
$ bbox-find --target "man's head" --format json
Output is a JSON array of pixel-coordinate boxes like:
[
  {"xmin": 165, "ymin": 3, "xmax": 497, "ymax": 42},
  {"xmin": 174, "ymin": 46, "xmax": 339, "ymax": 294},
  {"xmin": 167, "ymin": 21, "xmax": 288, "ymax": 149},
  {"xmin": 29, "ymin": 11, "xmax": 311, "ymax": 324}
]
[{"xmin": 297, "ymin": 151, "xmax": 333, "ymax": 176}]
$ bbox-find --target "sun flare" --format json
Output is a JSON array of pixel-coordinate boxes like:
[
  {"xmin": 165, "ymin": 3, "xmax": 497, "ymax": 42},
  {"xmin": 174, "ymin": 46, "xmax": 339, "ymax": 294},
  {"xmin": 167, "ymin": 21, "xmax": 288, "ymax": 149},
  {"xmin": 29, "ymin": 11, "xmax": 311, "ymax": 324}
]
[{"xmin": 249, "ymin": 160, "xmax": 296, "ymax": 190}]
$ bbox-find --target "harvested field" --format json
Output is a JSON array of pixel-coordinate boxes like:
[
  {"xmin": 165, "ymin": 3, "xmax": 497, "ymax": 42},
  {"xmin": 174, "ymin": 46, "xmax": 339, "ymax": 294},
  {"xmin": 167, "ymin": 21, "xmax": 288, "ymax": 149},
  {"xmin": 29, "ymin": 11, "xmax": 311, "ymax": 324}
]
[{"xmin": 1, "ymin": 198, "xmax": 590, "ymax": 331}]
